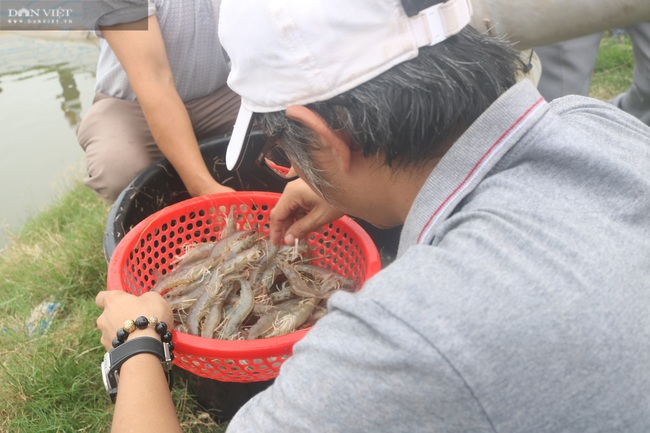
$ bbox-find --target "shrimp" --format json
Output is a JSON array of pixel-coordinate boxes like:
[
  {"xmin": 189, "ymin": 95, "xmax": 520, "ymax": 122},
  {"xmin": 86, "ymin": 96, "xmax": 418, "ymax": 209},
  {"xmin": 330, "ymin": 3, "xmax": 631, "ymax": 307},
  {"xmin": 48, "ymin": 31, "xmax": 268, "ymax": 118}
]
[
  {"xmin": 160, "ymin": 229, "xmax": 356, "ymax": 340},
  {"xmin": 262, "ymin": 298, "xmax": 318, "ymax": 338},
  {"xmin": 218, "ymin": 280, "xmax": 254, "ymax": 340},
  {"xmin": 251, "ymin": 262, "xmax": 280, "ymax": 297},
  {"xmin": 161, "ymin": 272, "xmax": 210, "ymax": 300},
  {"xmin": 152, "ymin": 230, "xmax": 256, "ymax": 294},
  {"xmin": 293, "ymin": 263, "xmax": 356, "ymax": 293},
  {"xmin": 165, "ymin": 282, "xmax": 204, "ymax": 311},
  {"xmin": 170, "ymin": 241, "xmax": 220, "ymax": 268},
  {"xmin": 246, "ymin": 313, "xmax": 276, "ymax": 340},
  {"xmin": 221, "ymin": 206, "xmax": 237, "ymax": 239},
  {"xmin": 187, "ymin": 247, "xmax": 261, "ymax": 336},
  {"xmin": 185, "ymin": 270, "xmax": 224, "ymax": 336},
  {"xmin": 246, "ymin": 298, "xmax": 302, "ymax": 340},
  {"xmin": 275, "ymin": 242, "xmax": 310, "ymax": 264},
  {"xmin": 268, "ymin": 281, "xmax": 295, "ymax": 303},
  {"xmin": 151, "ymin": 263, "xmax": 212, "ymax": 295},
  {"xmin": 200, "ymin": 278, "xmax": 240, "ymax": 338},
  {"xmin": 277, "ymin": 259, "xmax": 327, "ymax": 299}
]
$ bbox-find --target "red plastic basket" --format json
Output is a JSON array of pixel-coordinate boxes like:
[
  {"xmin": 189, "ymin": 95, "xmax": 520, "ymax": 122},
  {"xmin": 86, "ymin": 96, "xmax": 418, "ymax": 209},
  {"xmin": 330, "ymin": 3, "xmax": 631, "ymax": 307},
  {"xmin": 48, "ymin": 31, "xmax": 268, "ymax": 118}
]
[{"xmin": 107, "ymin": 191, "xmax": 381, "ymax": 382}]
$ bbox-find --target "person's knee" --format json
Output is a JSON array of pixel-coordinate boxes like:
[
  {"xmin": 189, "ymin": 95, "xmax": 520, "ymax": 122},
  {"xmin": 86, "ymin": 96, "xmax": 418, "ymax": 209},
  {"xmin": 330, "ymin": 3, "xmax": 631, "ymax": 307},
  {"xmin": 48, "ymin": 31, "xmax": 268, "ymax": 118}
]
[
  {"xmin": 81, "ymin": 122, "xmax": 150, "ymax": 204},
  {"xmin": 84, "ymin": 152, "xmax": 144, "ymax": 204},
  {"xmin": 78, "ymin": 96, "xmax": 154, "ymax": 203},
  {"xmin": 83, "ymin": 174, "xmax": 120, "ymax": 205}
]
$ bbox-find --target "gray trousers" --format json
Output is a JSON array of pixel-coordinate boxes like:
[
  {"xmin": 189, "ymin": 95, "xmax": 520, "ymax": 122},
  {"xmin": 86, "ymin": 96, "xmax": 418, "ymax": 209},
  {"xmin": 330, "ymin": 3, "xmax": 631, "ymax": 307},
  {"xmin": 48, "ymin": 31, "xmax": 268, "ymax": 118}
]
[
  {"xmin": 535, "ymin": 22, "xmax": 650, "ymax": 125},
  {"xmin": 77, "ymin": 85, "xmax": 239, "ymax": 204}
]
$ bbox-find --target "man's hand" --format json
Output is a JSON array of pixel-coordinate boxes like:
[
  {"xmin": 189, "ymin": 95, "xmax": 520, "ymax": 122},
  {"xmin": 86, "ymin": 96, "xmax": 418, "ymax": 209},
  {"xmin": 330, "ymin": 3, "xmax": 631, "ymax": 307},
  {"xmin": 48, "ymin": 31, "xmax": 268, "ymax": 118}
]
[
  {"xmin": 95, "ymin": 291, "xmax": 173, "ymax": 351},
  {"xmin": 269, "ymin": 179, "xmax": 344, "ymax": 245},
  {"xmin": 186, "ymin": 178, "xmax": 236, "ymax": 197}
]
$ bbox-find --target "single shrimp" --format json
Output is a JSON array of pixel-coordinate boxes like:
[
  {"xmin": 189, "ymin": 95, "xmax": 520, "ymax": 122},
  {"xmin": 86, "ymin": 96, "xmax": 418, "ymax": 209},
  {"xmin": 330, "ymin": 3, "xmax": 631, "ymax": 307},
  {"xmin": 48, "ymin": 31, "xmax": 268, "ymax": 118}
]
[
  {"xmin": 275, "ymin": 242, "xmax": 310, "ymax": 264},
  {"xmin": 165, "ymin": 286, "xmax": 203, "ymax": 312},
  {"xmin": 161, "ymin": 272, "xmax": 210, "ymax": 300},
  {"xmin": 152, "ymin": 263, "xmax": 213, "ymax": 294},
  {"xmin": 263, "ymin": 298, "xmax": 318, "ymax": 338},
  {"xmin": 247, "ymin": 298, "xmax": 302, "ymax": 340},
  {"xmin": 218, "ymin": 280, "xmax": 254, "ymax": 340},
  {"xmin": 185, "ymin": 270, "xmax": 224, "ymax": 336},
  {"xmin": 268, "ymin": 281, "xmax": 295, "ymax": 303},
  {"xmin": 200, "ymin": 278, "xmax": 240, "ymax": 338},
  {"xmin": 293, "ymin": 263, "xmax": 357, "ymax": 293},
  {"xmin": 251, "ymin": 262, "xmax": 280, "ymax": 297},
  {"xmin": 222, "ymin": 207, "xmax": 238, "ymax": 239},
  {"xmin": 170, "ymin": 241, "xmax": 220, "ymax": 268},
  {"xmin": 277, "ymin": 259, "xmax": 327, "ymax": 299}
]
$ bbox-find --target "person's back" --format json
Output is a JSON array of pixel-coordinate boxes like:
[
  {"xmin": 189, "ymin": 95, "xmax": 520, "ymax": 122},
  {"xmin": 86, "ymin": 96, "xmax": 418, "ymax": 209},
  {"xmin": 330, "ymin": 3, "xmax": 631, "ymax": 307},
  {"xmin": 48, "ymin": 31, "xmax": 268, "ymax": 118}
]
[
  {"xmin": 227, "ymin": 79, "xmax": 650, "ymax": 432},
  {"xmin": 388, "ymin": 89, "xmax": 650, "ymax": 431}
]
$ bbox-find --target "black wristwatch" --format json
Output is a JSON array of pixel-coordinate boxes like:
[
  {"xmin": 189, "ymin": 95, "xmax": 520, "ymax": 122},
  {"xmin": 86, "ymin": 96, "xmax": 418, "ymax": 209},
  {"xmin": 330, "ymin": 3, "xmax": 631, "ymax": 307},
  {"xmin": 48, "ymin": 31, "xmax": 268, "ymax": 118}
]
[{"xmin": 101, "ymin": 336, "xmax": 174, "ymax": 403}]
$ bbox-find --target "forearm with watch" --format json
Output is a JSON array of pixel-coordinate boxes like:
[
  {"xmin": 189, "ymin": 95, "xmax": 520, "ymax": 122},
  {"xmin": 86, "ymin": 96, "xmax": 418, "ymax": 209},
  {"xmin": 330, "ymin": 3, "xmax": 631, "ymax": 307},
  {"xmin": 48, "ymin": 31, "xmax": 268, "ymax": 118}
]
[{"xmin": 100, "ymin": 317, "xmax": 182, "ymax": 433}]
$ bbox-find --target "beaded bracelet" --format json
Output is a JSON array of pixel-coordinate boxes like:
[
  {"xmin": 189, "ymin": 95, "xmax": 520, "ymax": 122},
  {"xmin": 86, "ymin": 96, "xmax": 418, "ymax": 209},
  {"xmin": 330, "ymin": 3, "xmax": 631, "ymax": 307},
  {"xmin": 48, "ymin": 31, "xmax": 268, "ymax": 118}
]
[{"xmin": 112, "ymin": 315, "xmax": 174, "ymax": 355}]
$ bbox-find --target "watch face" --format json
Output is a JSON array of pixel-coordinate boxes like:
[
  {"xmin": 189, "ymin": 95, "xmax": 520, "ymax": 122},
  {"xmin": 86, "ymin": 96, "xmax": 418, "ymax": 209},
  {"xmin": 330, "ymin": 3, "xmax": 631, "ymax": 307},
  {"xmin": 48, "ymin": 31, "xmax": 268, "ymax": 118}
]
[{"xmin": 101, "ymin": 352, "xmax": 111, "ymax": 392}]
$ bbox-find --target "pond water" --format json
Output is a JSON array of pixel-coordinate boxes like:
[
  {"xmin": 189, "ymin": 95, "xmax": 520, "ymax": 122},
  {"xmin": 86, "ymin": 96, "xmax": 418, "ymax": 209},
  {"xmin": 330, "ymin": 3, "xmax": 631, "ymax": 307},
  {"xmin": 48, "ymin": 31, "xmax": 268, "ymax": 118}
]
[{"xmin": 0, "ymin": 31, "xmax": 99, "ymax": 249}]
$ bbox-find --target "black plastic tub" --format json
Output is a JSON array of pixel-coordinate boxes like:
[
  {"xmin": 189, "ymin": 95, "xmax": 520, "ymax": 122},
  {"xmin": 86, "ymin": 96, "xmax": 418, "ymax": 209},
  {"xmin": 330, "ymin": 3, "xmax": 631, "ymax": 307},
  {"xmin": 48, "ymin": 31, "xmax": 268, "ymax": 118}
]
[
  {"xmin": 103, "ymin": 132, "xmax": 290, "ymax": 262},
  {"xmin": 103, "ymin": 131, "xmax": 401, "ymax": 421}
]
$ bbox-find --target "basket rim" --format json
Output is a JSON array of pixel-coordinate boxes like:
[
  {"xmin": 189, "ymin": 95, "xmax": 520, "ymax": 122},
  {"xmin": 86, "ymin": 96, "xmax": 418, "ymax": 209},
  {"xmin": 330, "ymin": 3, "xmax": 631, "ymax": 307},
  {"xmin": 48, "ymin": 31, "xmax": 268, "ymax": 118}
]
[{"xmin": 107, "ymin": 191, "xmax": 382, "ymax": 358}]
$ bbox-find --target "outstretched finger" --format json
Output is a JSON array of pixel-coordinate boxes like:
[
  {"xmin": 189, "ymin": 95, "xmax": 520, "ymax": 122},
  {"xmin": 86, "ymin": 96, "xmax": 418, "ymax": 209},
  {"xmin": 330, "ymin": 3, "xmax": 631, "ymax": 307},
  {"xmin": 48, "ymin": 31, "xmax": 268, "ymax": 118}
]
[
  {"xmin": 269, "ymin": 186, "xmax": 308, "ymax": 244},
  {"xmin": 270, "ymin": 206, "xmax": 298, "ymax": 245},
  {"xmin": 283, "ymin": 206, "xmax": 343, "ymax": 245}
]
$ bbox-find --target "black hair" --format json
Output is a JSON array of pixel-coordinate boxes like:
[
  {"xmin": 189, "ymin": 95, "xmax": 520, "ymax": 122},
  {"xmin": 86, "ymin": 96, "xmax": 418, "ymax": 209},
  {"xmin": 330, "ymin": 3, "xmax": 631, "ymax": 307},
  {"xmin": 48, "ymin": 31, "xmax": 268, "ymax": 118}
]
[{"xmin": 258, "ymin": 3, "xmax": 524, "ymax": 195}]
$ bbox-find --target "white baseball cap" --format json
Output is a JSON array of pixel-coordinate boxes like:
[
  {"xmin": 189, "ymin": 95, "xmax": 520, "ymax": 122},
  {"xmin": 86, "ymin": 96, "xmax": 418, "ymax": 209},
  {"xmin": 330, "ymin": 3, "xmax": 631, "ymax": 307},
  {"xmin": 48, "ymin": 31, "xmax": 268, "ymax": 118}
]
[{"xmin": 219, "ymin": 0, "xmax": 473, "ymax": 170}]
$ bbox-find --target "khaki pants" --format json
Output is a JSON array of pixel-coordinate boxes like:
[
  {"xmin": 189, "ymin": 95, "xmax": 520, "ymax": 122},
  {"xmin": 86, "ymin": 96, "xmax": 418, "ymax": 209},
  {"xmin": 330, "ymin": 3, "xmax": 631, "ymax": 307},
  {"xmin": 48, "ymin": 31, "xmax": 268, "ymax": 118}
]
[{"xmin": 77, "ymin": 85, "xmax": 240, "ymax": 204}]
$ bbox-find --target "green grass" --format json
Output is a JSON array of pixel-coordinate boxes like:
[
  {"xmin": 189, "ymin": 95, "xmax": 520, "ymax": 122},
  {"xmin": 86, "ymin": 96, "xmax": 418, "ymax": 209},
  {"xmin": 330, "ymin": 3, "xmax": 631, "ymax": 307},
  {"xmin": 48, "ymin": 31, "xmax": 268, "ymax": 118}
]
[
  {"xmin": 0, "ymin": 184, "xmax": 225, "ymax": 433},
  {"xmin": 0, "ymin": 184, "xmax": 112, "ymax": 432},
  {"xmin": 590, "ymin": 32, "xmax": 636, "ymax": 101},
  {"xmin": 0, "ymin": 35, "xmax": 634, "ymax": 432}
]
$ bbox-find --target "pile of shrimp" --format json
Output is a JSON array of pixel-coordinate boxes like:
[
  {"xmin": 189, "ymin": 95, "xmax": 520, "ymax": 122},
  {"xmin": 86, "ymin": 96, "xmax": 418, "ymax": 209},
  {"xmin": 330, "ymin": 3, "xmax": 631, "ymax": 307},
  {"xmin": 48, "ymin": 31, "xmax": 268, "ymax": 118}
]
[{"xmin": 152, "ymin": 212, "xmax": 356, "ymax": 340}]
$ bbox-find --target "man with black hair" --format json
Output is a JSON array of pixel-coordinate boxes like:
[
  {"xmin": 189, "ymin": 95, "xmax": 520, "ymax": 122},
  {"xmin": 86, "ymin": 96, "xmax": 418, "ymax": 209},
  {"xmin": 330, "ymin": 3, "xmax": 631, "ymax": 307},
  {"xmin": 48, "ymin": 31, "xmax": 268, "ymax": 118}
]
[{"xmin": 96, "ymin": 1, "xmax": 650, "ymax": 431}]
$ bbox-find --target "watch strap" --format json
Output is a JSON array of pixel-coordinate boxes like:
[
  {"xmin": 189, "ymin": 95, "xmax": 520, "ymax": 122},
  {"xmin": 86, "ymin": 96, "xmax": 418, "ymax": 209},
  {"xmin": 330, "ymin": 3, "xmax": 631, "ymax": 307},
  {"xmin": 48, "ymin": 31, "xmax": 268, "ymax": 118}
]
[
  {"xmin": 105, "ymin": 336, "xmax": 173, "ymax": 403},
  {"xmin": 109, "ymin": 336, "xmax": 165, "ymax": 369}
]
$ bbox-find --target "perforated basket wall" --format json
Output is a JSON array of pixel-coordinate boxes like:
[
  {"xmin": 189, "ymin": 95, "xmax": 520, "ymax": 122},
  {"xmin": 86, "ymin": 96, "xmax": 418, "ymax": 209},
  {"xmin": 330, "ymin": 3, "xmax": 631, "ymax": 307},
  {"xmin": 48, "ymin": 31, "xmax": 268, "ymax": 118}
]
[{"xmin": 107, "ymin": 191, "xmax": 381, "ymax": 382}]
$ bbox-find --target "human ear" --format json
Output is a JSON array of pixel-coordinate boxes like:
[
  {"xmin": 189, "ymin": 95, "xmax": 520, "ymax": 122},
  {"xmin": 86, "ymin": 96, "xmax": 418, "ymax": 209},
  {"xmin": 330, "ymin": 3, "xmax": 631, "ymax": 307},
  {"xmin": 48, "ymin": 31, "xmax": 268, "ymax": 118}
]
[{"xmin": 285, "ymin": 105, "xmax": 352, "ymax": 173}]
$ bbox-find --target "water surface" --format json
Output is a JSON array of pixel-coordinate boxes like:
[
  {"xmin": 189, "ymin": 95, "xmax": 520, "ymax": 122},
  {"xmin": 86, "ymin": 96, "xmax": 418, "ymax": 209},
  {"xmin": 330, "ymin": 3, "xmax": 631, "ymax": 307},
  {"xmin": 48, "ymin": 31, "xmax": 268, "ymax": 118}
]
[{"xmin": 0, "ymin": 31, "xmax": 99, "ymax": 249}]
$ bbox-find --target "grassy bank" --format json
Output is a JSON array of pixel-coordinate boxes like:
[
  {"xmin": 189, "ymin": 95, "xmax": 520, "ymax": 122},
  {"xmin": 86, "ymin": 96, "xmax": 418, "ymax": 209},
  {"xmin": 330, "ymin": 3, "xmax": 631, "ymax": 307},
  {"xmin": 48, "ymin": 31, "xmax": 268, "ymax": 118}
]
[
  {"xmin": 0, "ymin": 185, "xmax": 225, "ymax": 432},
  {"xmin": 0, "ymin": 185, "xmax": 111, "ymax": 432},
  {"xmin": 590, "ymin": 32, "xmax": 636, "ymax": 101},
  {"xmin": 0, "ymin": 33, "xmax": 635, "ymax": 432}
]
